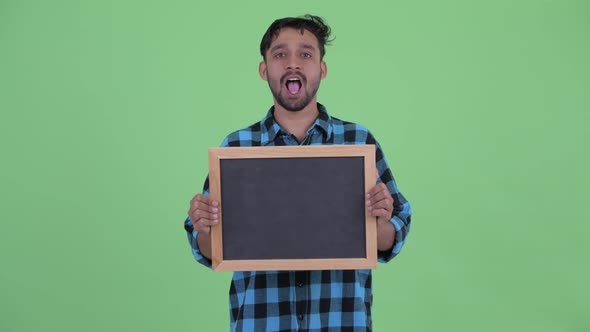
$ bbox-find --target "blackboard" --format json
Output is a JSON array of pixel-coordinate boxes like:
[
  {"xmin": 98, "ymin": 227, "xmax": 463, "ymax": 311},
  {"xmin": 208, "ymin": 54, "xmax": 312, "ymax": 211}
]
[{"xmin": 208, "ymin": 145, "xmax": 377, "ymax": 271}]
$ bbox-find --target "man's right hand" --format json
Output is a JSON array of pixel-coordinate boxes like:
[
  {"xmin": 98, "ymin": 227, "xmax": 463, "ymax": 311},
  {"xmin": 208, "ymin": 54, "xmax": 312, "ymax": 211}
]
[{"xmin": 188, "ymin": 194, "xmax": 219, "ymax": 235}]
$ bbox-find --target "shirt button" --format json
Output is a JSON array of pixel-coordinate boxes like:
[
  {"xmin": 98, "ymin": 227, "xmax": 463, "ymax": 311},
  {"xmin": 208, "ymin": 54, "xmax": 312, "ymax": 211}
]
[
  {"xmin": 297, "ymin": 281, "xmax": 304, "ymax": 288},
  {"xmin": 298, "ymin": 314, "xmax": 304, "ymax": 320}
]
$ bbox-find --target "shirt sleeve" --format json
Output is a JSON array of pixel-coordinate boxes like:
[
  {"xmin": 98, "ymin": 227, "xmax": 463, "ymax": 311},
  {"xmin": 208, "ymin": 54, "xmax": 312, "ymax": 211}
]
[{"xmin": 366, "ymin": 132, "xmax": 412, "ymax": 263}]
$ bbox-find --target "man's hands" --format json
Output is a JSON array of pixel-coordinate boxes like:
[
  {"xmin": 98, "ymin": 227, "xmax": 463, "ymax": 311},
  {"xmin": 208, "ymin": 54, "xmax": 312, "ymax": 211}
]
[
  {"xmin": 188, "ymin": 194, "xmax": 219, "ymax": 235},
  {"xmin": 366, "ymin": 183, "xmax": 394, "ymax": 221},
  {"xmin": 188, "ymin": 182, "xmax": 396, "ymax": 258},
  {"xmin": 366, "ymin": 183, "xmax": 397, "ymax": 251},
  {"xmin": 188, "ymin": 194, "xmax": 218, "ymax": 259}
]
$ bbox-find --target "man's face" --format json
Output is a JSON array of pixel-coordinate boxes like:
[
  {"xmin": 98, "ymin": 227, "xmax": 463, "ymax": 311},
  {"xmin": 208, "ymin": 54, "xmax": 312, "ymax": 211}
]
[{"xmin": 259, "ymin": 28, "xmax": 327, "ymax": 112}]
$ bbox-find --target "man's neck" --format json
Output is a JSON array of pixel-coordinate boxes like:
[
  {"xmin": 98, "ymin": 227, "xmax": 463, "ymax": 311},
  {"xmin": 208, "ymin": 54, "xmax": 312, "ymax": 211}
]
[{"xmin": 273, "ymin": 100, "xmax": 320, "ymax": 143}]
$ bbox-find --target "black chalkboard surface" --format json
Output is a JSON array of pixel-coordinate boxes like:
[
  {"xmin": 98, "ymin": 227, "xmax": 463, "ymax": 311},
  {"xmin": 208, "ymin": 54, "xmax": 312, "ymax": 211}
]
[{"xmin": 208, "ymin": 145, "xmax": 377, "ymax": 271}]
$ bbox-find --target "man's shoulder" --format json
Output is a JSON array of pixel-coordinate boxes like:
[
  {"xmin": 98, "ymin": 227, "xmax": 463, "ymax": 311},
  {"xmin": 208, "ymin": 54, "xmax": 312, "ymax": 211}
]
[
  {"xmin": 329, "ymin": 115, "xmax": 374, "ymax": 144},
  {"xmin": 330, "ymin": 116, "xmax": 370, "ymax": 131}
]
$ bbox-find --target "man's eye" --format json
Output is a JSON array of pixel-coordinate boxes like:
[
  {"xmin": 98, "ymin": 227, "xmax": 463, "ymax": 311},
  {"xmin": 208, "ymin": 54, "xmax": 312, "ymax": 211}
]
[
  {"xmin": 274, "ymin": 53, "xmax": 285, "ymax": 58},
  {"xmin": 302, "ymin": 53, "xmax": 312, "ymax": 58}
]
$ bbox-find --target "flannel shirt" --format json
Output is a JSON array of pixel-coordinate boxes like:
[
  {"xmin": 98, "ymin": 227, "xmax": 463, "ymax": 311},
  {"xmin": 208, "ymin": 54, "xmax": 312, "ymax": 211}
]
[{"xmin": 184, "ymin": 103, "xmax": 412, "ymax": 331}]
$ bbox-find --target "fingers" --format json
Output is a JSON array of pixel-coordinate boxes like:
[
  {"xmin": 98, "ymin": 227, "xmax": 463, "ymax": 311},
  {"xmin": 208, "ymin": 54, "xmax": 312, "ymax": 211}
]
[
  {"xmin": 188, "ymin": 194, "xmax": 219, "ymax": 234},
  {"xmin": 369, "ymin": 189, "xmax": 390, "ymax": 203},
  {"xmin": 366, "ymin": 183, "xmax": 394, "ymax": 220},
  {"xmin": 368, "ymin": 183, "xmax": 388, "ymax": 197},
  {"xmin": 190, "ymin": 193, "xmax": 218, "ymax": 207},
  {"xmin": 369, "ymin": 198, "xmax": 394, "ymax": 211},
  {"xmin": 189, "ymin": 201, "xmax": 217, "ymax": 220},
  {"xmin": 194, "ymin": 219, "xmax": 215, "ymax": 235},
  {"xmin": 370, "ymin": 207, "xmax": 392, "ymax": 219},
  {"xmin": 368, "ymin": 202, "xmax": 393, "ymax": 219},
  {"xmin": 366, "ymin": 183, "xmax": 392, "ymax": 206}
]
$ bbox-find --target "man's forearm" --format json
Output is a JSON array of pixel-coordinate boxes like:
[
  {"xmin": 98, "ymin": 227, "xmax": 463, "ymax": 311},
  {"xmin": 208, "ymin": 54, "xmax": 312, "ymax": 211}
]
[
  {"xmin": 197, "ymin": 232, "xmax": 213, "ymax": 260},
  {"xmin": 377, "ymin": 219, "xmax": 396, "ymax": 251}
]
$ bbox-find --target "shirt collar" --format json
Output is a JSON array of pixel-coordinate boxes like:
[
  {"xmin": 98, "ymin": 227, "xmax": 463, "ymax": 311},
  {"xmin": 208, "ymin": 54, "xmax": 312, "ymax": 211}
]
[{"xmin": 260, "ymin": 103, "xmax": 333, "ymax": 144}]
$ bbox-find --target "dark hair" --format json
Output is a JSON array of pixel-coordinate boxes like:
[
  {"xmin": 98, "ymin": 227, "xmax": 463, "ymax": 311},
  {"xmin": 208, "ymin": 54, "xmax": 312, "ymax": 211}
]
[{"xmin": 260, "ymin": 14, "xmax": 333, "ymax": 61}]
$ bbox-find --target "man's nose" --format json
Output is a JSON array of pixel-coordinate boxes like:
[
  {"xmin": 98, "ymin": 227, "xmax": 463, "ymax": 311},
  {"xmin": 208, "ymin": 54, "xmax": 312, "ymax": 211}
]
[{"xmin": 286, "ymin": 55, "xmax": 301, "ymax": 70}]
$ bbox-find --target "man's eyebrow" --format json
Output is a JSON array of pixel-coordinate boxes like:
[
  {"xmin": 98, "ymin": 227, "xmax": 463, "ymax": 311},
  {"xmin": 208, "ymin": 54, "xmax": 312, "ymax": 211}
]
[
  {"xmin": 299, "ymin": 43, "xmax": 316, "ymax": 50},
  {"xmin": 269, "ymin": 43, "xmax": 287, "ymax": 53},
  {"xmin": 269, "ymin": 43, "xmax": 317, "ymax": 53}
]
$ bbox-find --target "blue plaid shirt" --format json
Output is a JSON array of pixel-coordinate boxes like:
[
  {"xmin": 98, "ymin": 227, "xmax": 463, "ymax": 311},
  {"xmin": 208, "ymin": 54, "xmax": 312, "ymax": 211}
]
[{"xmin": 184, "ymin": 103, "xmax": 412, "ymax": 331}]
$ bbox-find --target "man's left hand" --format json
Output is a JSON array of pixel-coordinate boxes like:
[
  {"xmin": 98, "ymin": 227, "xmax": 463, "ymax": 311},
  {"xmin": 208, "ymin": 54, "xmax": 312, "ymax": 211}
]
[
  {"xmin": 366, "ymin": 183, "xmax": 394, "ymax": 222},
  {"xmin": 366, "ymin": 182, "xmax": 396, "ymax": 251}
]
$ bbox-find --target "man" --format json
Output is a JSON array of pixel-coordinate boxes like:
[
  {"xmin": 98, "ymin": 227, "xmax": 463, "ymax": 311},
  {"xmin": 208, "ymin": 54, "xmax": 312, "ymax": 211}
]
[{"xmin": 184, "ymin": 15, "xmax": 412, "ymax": 331}]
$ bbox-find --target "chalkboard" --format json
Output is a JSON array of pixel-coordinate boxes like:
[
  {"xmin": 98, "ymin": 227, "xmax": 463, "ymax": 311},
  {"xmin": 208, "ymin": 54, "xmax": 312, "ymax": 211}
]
[{"xmin": 208, "ymin": 145, "xmax": 377, "ymax": 271}]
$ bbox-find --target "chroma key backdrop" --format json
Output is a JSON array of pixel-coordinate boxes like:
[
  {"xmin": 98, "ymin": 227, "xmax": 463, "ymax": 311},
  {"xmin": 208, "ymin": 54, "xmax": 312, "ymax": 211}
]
[{"xmin": 1, "ymin": 0, "xmax": 588, "ymax": 331}]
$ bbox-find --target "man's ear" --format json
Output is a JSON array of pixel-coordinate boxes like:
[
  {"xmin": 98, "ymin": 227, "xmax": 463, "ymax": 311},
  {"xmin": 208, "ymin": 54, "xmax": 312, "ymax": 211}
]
[
  {"xmin": 320, "ymin": 61, "xmax": 327, "ymax": 80},
  {"xmin": 259, "ymin": 61, "xmax": 267, "ymax": 81}
]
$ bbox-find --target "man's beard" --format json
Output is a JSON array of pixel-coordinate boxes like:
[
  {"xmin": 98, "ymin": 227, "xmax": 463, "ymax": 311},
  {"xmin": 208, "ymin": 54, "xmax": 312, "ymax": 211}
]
[{"xmin": 268, "ymin": 72, "xmax": 321, "ymax": 112}]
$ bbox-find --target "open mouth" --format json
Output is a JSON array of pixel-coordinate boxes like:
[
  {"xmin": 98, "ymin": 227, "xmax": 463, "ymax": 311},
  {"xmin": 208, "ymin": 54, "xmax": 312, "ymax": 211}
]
[{"xmin": 285, "ymin": 78, "xmax": 302, "ymax": 95}]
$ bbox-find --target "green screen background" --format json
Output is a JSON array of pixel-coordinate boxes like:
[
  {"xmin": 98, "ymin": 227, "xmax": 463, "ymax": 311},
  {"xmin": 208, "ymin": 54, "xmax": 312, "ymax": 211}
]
[{"xmin": 1, "ymin": 0, "xmax": 588, "ymax": 331}]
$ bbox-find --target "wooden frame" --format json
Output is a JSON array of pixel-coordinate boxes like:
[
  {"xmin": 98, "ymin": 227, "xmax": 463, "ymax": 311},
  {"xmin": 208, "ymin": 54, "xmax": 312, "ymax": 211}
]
[{"xmin": 208, "ymin": 145, "xmax": 377, "ymax": 271}]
